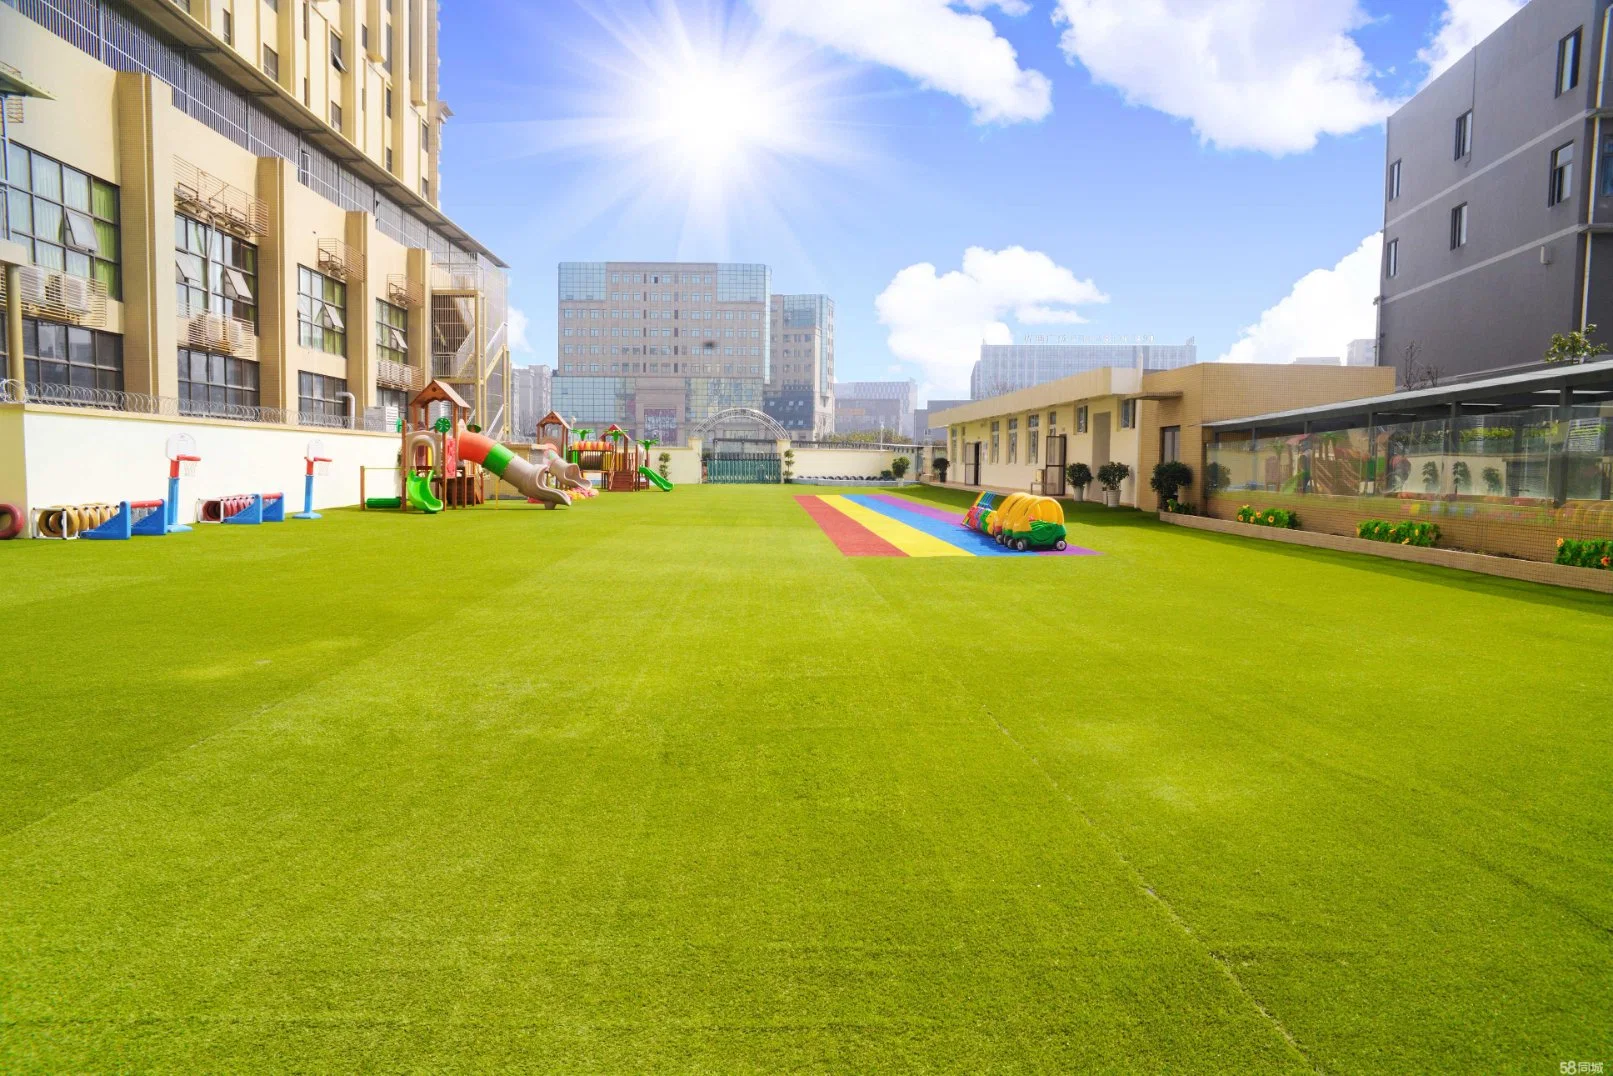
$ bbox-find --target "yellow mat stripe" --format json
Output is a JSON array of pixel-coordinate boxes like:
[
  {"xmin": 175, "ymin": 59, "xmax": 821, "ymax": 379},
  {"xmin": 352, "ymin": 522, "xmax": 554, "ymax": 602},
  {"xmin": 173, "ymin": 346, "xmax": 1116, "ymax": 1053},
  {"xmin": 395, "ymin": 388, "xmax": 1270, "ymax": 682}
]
[{"xmin": 819, "ymin": 495, "xmax": 972, "ymax": 558}]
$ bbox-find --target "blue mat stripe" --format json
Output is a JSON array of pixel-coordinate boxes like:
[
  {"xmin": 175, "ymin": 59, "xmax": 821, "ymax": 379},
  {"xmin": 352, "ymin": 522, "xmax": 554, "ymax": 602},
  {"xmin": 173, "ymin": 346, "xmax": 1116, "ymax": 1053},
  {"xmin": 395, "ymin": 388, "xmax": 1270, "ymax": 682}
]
[{"xmin": 843, "ymin": 495, "xmax": 1014, "ymax": 556}]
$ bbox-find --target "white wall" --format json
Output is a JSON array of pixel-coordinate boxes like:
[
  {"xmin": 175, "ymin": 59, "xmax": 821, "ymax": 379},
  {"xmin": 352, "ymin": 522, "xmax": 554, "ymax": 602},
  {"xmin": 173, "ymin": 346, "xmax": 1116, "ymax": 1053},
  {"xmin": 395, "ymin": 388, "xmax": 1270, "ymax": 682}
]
[
  {"xmin": 790, "ymin": 447, "xmax": 918, "ymax": 479},
  {"xmin": 8, "ymin": 406, "xmax": 401, "ymax": 531}
]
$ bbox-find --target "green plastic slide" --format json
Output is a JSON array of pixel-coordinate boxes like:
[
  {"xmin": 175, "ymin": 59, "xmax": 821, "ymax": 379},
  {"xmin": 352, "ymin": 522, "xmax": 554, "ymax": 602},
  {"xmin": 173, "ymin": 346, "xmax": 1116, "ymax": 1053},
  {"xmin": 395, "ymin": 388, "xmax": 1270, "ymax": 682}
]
[
  {"xmin": 639, "ymin": 466, "xmax": 673, "ymax": 492},
  {"xmin": 405, "ymin": 472, "xmax": 443, "ymax": 514}
]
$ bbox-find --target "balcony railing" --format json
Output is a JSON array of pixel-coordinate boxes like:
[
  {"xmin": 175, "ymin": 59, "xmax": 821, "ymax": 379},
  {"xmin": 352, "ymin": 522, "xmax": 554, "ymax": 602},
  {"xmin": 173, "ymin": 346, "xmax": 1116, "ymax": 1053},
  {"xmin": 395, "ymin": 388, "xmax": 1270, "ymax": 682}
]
[
  {"xmin": 176, "ymin": 312, "xmax": 258, "ymax": 360},
  {"xmin": 376, "ymin": 357, "xmax": 420, "ymax": 391},
  {"xmin": 174, "ymin": 156, "xmax": 269, "ymax": 237},
  {"xmin": 316, "ymin": 237, "xmax": 364, "ymax": 281},
  {"xmin": 386, "ymin": 274, "xmax": 424, "ymax": 308},
  {"xmin": 0, "ymin": 379, "xmax": 395, "ymax": 432},
  {"xmin": 0, "ymin": 266, "xmax": 109, "ymax": 328}
]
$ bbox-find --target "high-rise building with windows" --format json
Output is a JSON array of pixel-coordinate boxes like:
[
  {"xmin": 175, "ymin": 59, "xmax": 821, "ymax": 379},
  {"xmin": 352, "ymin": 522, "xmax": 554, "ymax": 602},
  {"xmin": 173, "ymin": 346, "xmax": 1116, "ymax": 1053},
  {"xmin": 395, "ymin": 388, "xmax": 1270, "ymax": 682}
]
[
  {"xmin": 833, "ymin": 380, "xmax": 916, "ymax": 439},
  {"xmin": 511, "ymin": 364, "xmax": 552, "ymax": 441},
  {"xmin": 0, "ymin": 0, "xmax": 511, "ymax": 436},
  {"xmin": 553, "ymin": 261, "xmax": 769, "ymax": 445},
  {"xmin": 764, "ymin": 294, "xmax": 834, "ymax": 438},
  {"xmin": 971, "ymin": 338, "xmax": 1196, "ymax": 399},
  {"xmin": 1378, "ymin": 0, "xmax": 1612, "ymax": 382}
]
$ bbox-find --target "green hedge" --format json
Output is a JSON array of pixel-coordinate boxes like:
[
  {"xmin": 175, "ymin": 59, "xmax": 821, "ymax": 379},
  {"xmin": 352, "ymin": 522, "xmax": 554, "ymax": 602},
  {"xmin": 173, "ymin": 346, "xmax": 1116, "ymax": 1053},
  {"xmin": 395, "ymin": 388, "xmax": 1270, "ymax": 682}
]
[
  {"xmin": 1236, "ymin": 505, "xmax": 1299, "ymax": 529},
  {"xmin": 1555, "ymin": 537, "xmax": 1613, "ymax": 570},
  {"xmin": 1357, "ymin": 519, "xmax": 1440, "ymax": 547}
]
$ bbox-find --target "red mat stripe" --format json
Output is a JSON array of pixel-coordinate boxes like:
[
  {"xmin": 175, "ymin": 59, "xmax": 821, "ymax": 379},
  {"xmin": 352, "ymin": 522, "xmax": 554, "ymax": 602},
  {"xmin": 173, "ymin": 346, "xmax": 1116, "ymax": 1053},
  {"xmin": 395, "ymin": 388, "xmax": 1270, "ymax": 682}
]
[{"xmin": 795, "ymin": 495, "xmax": 908, "ymax": 557}]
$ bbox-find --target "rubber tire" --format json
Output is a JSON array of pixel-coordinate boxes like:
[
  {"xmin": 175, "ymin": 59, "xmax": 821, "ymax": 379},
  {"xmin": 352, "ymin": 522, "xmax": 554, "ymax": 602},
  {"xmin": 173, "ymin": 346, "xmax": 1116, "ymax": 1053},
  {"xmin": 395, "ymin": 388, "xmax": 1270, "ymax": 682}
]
[
  {"xmin": 1055, "ymin": 539, "xmax": 1068, "ymax": 551},
  {"xmin": 0, "ymin": 502, "xmax": 21, "ymax": 540},
  {"xmin": 1014, "ymin": 538, "xmax": 1028, "ymax": 552}
]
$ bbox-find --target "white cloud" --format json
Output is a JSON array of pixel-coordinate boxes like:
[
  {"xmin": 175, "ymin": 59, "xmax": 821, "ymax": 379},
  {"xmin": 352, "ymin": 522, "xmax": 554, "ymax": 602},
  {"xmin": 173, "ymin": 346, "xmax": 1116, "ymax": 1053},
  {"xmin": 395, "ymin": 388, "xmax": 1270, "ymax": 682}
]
[
  {"xmin": 1418, "ymin": 0, "xmax": 1526, "ymax": 86},
  {"xmin": 1220, "ymin": 233, "xmax": 1381, "ymax": 365},
  {"xmin": 747, "ymin": 0, "xmax": 1052, "ymax": 123},
  {"xmin": 1051, "ymin": 0, "xmax": 1396, "ymax": 155},
  {"xmin": 509, "ymin": 307, "xmax": 534, "ymax": 354},
  {"xmin": 876, "ymin": 246, "xmax": 1108, "ymax": 396}
]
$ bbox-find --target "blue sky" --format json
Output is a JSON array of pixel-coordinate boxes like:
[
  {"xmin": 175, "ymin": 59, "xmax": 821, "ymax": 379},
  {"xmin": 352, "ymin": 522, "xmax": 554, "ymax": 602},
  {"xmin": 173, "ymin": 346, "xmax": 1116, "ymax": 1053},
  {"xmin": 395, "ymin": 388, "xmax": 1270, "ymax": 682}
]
[{"xmin": 433, "ymin": 0, "xmax": 1521, "ymax": 401}]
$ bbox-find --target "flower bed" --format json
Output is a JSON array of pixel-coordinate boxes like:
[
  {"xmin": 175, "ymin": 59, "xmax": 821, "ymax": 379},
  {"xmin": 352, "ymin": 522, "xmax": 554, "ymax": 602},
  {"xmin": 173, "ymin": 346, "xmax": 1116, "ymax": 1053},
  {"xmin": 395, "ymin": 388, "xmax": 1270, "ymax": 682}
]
[
  {"xmin": 1236, "ymin": 504, "xmax": 1298, "ymax": 529},
  {"xmin": 1358, "ymin": 519, "xmax": 1440, "ymax": 547}
]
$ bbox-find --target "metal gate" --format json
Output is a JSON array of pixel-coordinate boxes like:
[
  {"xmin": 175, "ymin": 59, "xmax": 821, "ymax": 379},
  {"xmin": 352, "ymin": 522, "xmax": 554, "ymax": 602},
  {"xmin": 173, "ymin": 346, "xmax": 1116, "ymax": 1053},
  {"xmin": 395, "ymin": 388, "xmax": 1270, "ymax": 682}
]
[
  {"xmin": 706, "ymin": 454, "xmax": 781, "ymax": 483},
  {"xmin": 964, "ymin": 442, "xmax": 980, "ymax": 486},
  {"xmin": 1043, "ymin": 434, "xmax": 1067, "ymax": 496}
]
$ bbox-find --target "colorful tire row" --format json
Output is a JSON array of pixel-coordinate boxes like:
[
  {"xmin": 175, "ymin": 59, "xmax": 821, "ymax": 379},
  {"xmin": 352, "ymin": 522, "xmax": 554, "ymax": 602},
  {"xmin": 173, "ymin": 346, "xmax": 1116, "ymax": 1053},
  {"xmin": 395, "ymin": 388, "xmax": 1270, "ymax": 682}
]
[
  {"xmin": 36, "ymin": 504, "xmax": 119, "ymax": 539},
  {"xmin": 0, "ymin": 502, "xmax": 21, "ymax": 540},
  {"xmin": 200, "ymin": 495, "xmax": 257, "ymax": 523}
]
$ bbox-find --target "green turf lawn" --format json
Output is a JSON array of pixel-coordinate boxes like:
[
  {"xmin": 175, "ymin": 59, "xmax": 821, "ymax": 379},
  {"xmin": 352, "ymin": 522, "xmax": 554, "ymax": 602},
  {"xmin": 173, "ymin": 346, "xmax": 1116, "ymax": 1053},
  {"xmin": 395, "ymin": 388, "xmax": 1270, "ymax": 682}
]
[{"xmin": 1, "ymin": 483, "xmax": 1609, "ymax": 1072}]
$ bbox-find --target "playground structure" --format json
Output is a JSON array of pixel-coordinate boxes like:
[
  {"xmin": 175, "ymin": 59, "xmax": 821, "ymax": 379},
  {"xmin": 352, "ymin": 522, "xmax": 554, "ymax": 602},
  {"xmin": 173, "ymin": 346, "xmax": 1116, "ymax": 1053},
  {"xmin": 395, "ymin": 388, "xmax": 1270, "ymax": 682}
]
[
  {"xmin": 964, "ymin": 491, "xmax": 1069, "ymax": 552},
  {"xmin": 294, "ymin": 440, "xmax": 332, "ymax": 520},
  {"xmin": 566, "ymin": 424, "xmax": 670, "ymax": 492},
  {"xmin": 364, "ymin": 382, "xmax": 591, "ymax": 512},
  {"xmin": 199, "ymin": 492, "xmax": 286, "ymax": 524},
  {"xmin": 30, "ymin": 436, "xmax": 200, "ymax": 540}
]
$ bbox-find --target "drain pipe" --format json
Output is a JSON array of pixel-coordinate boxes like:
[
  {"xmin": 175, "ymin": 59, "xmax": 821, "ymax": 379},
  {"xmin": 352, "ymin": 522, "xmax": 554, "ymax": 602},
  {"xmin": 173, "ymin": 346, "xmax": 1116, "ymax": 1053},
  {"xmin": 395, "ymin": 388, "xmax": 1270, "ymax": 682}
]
[
  {"xmin": 338, "ymin": 391, "xmax": 357, "ymax": 430},
  {"xmin": 1581, "ymin": 6, "xmax": 1612, "ymax": 330}
]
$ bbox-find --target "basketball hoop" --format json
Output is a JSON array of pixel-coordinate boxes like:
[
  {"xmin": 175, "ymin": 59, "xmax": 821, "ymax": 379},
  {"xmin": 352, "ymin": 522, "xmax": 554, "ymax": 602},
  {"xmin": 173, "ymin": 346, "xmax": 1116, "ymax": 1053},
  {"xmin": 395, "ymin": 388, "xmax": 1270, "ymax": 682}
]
[
  {"xmin": 313, "ymin": 460, "xmax": 330, "ymax": 477},
  {"xmin": 179, "ymin": 459, "xmax": 199, "ymax": 478}
]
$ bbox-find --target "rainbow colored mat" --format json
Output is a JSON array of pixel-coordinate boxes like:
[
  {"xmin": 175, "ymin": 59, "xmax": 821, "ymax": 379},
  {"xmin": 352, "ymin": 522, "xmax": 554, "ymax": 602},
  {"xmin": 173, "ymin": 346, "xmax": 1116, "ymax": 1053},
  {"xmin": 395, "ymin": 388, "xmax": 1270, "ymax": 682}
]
[{"xmin": 795, "ymin": 493, "xmax": 1099, "ymax": 558}]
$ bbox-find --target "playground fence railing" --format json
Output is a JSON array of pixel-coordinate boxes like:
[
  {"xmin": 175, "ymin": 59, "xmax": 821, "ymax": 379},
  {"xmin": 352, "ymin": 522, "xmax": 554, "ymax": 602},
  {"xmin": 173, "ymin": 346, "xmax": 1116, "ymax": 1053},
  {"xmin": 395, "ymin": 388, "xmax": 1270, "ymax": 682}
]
[{"xmin": 1, "ymin": 380, "xmax": 399, "ymax": 433}]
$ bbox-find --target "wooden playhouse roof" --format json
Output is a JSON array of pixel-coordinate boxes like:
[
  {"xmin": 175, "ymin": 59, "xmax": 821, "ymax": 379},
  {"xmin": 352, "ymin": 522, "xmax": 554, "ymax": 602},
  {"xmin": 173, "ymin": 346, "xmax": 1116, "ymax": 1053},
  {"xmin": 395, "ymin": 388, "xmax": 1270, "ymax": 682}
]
[
  {"xmin": 411, "ymin": 380, "xmax": 472, "ymax": 411},
  {"xmin": 536, "ymin": 410, "xmax": 571, "ymax": 430}
]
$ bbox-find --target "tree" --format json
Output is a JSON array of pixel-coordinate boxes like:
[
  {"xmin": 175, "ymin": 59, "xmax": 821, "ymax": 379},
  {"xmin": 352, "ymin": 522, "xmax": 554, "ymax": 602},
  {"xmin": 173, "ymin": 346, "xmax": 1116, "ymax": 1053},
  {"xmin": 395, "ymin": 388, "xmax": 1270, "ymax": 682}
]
[
  {"xmin": 1545, "ymin": 323, "xmax": 1610, "ymax": 365},
  {"xmin": 933, "ymin": 457, "xmax": 950, "ymax": 482},
  {"xmin": 1451, "ymin": 460, "xmax": 1471, "ymax": 493},
  {"xmin": 1422, "ymin": 460, "xmax": 1441, "ymax": 493},
  {"xmin": 891, "ymin": 456, "xmax": 911, "ymax": 479},
  {"xmin": 782, "ymin": 448, "xmax": 795, "ymax": 483},
  {"xmin": 657, "ymin": 451, "xmax": 672, "ymax": 480},
  {"xmin": 1204, "ymin": 462, "xmax": 1231, "ymax": 492},
  {"xmin": 1065, "ymin": 462, "xmax": 1093, "ymax": 490},
  {"xmin": 1149, "ymin": 460, "xmax": 1194, "ymax": 504},
  {"xmin": 1483, "ymin": 466, "xmax": 1503, "ymax": 495},
  {"xmin": 1400, "ymin": 341, "xmax": 1445, "ymax": 390}
]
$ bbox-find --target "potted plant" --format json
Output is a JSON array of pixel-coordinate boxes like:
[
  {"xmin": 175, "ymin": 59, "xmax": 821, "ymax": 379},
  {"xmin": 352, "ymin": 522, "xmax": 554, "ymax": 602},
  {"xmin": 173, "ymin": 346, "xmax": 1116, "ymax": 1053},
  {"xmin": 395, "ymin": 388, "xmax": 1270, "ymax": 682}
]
[
  {"xmin": 1482, "ymin": 466, "xmax": 1503, "ymax": 495},
  {"xmin": 1451, "ymin": 460, "xmax": 1471, "ymax": 495},
  {"xmin": 933, "ymin": 457, "xmax": 950, "ymax": 483},
  {"xmin": 1096, "ymin": 461, "xmax": 1130, "ymax": 508},
  {"xmin": 1149, "ymin": 460, "xmax": 1193, "ymax": 511},
  {"xmin": 1065, "ymin": 462, "xmax": 1093, "ymax": 501},
  {"xmin": 1421, "ymin": 460, "xmax": 1441, "ymax": 493},
  {"xmin": 891, "ymin": 455, "xmax": 910, "ymax": 481},
  {"xmin": 657, "ymin": 451, "xmax": 672, "ymax": 480},
  {"xmin": 782, "ymin": 448, "xmax": 795, "ymax": 483}
]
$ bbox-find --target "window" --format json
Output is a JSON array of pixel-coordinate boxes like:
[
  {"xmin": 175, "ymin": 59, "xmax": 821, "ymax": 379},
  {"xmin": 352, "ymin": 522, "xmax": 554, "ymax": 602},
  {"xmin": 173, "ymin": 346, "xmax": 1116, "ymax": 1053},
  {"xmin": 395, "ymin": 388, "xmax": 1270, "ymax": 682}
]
[
  {"xmin": 298, "ymin": 149, "xmax": 311, "ymax": 186},
  {"xmin": 1160, "ymin": 425, "xmax": 1181, "ymax": 464},
  {"xmin": 1076, "ymin": 405, "xmax": 1089, "ymax": 434},
  {"xmin": 1385, "ymin": 238, "xmax": 1399, "ymax": 278},
  {"xmin": 330, "ymin": 30, "xmax": 346, "ymax": 70},
  {"xmin": 1120, "ymin": 399, "xmax": 1136, "ymax": 429},
  {"xmin": 298, "ymin": 371, "xmax": 349, "ymax": 426},
  {"xmin": 174, "ymin": 213, "xmax": 258, "ymax": 328},
  {"xmin": 179, "ymin": 348, "xmax": 259, "ymax": 415},
  {"xmin": 1558, "ymin": 29, "xmax": 1582, "ymax": 97},
  {"xmin": 361, "ymin": 24, "xmax": 369, "ymax": 51},
  {"xmin": 262, "ymin": 44, "xmax": 279, "ymax": 80},
  {"xmin": 376, "ymin": 299, "xmax": 408, "ymax": 366},
  {"xmin": 5, "ymin": 143, "xmax": 121, "ymax": 299},
  {"xmin": 420, "ymin": 177, "xmax": 430, "ymax": 200},
  {"xmin": 221, "ymin": 8, "xmax": 232, "ymax": 45},
  {"xmin": 1454, "ymin": 110, "xmax": 1473, "ymax": 159},
  {"xmin": 1450, "ymin": 202, "xmax": 1469, "ymax": 249},
  {"xmin": 1551, "ymin": 142, "xmax": 1575, "ymax": 205},
  {"xmin": 990, "ymin": 420, "xmax": 1000, "ymax": 463},
  {"xmin": 17, "ymin": 319, "xmax": 123, "ymax": 392},
  {"xmin": 385, "ymin": 147, "xmax": 394, "ymax": 172},
  {"xmin": 1388, "ymin": 158, "xmax": 1401, "ymax": 201},
  {"xmin": 385, "ymin": 91, "xmax": 393, "ymax": 118},
  {"xmin": 330, "ymin": 102, "xmax": 342, "ymax": 130},
  {"xmin": 1028, "ymin": 413, "xmax": 1040, "ymax": 465},
  {"xmin": 297, "ymin": 265, "xmax": 347, "ymax": 355},
  {"xmin": 1007, "ymin": 417, "xmax": 1018, "ymax": 464}
]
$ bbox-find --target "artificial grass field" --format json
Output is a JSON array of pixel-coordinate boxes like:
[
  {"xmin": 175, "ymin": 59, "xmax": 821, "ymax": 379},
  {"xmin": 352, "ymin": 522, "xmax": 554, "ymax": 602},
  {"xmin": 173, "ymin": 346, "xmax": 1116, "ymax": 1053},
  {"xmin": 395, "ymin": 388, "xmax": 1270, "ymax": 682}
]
[{"xmin": 1, "ymin": 483, "xmax": 1608, "ymax": 1072}]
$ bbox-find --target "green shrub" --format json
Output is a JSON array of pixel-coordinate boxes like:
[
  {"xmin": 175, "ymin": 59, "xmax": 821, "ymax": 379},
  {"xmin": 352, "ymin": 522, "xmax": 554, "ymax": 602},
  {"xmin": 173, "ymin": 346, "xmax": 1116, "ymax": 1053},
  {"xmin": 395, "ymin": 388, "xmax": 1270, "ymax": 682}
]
[
  {"xmin": 891, "ymin": 456, "xmax": 911, "ymax": 479},
  {"xmin": 933, "ymin": 457, "xmax": 950, "ymax": 482},
  {"xmin": 1149, "ymin": 460, "xmax": 1194, "ymax": 504},
  {"xmin": 1236, "ymin": 505, "xmax": 1299, "ymax": 529},
  {"xmin": 1358, "ymin": 519, "xmax": 1440, "ymax": 547},
  {"xmin": 1555, "ymin": 537, "xmax": 1613, "ymax": 570},
  {"xmin": 1096, "ymin": 461, "xmax": 1130, "ymax": 491},
  {"xmin": 1066, "ymin": 462, "xmax": 1093, "ymax": 489}
]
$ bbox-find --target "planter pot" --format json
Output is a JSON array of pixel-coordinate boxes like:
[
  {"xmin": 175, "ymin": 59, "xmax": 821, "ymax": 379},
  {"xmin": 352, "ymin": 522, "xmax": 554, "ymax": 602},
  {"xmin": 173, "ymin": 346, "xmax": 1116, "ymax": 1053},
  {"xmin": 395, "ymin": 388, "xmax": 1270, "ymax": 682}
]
[
  {"xmin": 1071, "ymin": 487, "xmax": 1085, "ymax": 502},
  {"xmin": 1102, "ymin": 489, "xmax": 1120, "ymax": 508}
]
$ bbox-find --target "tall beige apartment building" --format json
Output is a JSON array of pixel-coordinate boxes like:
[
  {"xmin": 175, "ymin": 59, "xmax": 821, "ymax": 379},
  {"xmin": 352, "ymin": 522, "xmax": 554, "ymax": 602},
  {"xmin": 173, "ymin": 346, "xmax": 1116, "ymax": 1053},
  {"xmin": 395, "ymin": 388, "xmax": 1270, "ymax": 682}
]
[
  {"xmin": 764, "ymin": 293, "xmax": 833, "ymax": 439},
  {"xmin": 0, "ymin": 0, "xmax": 510, "ymax": 435},
  {"xmin": 553, "ymin": 261, "xmax": 770, "ymax": 444}
]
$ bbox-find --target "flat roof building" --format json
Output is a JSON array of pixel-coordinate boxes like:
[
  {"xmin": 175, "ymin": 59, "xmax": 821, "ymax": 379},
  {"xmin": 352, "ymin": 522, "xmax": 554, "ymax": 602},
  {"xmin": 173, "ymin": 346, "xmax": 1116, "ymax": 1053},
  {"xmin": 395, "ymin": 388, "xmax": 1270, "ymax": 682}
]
[
  {"xmin": 765, "ymin": 294, "xmax": 834, "ymax": 439},
  {"xmin": 554, "ymin": 261, "xmax": 769, "ymax": 444},
  {"xmin": 1378, "ymin": 0, "xmax": 1613, "ymax": 383},
  {"xmin": 972, "ymin": 337, "xmax": 1197, "ymax": 399}
]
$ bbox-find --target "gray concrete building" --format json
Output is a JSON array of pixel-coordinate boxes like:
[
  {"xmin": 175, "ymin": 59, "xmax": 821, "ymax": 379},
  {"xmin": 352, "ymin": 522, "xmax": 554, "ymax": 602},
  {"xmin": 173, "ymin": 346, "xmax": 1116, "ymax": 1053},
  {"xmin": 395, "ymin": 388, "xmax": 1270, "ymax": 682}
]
[
  {"xmin": 915, "ymin": 399, "xmax": 969, "ymax": 446},
  {"xmin": 1346, "ymin": 339, "xmax": 1378, "ymax": 367},
  {"xmin": 1379, "ymin": 0, "xmax": 1613, "ymax": 383},
  {"xmin": 971, "ymin": 337, "xmax": 1196, "ymax": 399},
  {"xmin": 764, "ymin": 294, "xmax": 835, "ymax": 438},
  {"xmin": 834, "ymin": 381, "xmax": 916, "ymax": 439}
]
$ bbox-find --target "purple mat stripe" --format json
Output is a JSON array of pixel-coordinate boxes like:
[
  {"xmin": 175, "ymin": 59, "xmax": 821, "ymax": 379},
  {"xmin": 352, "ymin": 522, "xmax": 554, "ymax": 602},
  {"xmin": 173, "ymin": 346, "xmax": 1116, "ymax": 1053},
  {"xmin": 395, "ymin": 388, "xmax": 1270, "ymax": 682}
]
[{"xmin": 864, "ymin": 493, "xmax": 1100, "ymax": 556}]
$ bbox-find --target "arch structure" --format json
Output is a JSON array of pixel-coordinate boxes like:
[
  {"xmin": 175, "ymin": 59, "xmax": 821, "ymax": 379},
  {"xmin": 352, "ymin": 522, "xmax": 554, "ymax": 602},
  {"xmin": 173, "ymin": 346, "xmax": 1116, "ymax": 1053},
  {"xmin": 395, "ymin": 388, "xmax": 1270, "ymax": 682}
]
[{"xmin": 693, "ymin": 408, "xmax": 790, "ymax": 443}]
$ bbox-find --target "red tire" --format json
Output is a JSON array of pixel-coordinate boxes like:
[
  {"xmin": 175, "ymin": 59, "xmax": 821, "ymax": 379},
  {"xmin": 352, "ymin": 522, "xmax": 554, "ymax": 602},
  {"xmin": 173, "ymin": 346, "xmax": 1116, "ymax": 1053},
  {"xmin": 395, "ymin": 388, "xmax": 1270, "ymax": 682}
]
[{"xmin": 0, "ymin": 502, "xmax": 23, "ymax": 540}]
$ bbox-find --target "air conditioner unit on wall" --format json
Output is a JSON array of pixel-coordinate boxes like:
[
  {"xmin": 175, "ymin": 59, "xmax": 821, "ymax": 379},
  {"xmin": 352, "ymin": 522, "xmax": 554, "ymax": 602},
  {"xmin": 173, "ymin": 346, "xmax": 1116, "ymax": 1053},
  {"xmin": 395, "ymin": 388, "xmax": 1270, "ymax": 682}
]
[
  {"xmin": 53, "ymin": 274, "xmax": 93, "ymax": 315},
  {"xmin": 18, "ymin": 265, "xmax": 48, "ymax": 306}
]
